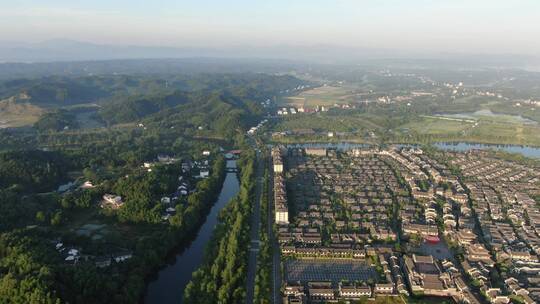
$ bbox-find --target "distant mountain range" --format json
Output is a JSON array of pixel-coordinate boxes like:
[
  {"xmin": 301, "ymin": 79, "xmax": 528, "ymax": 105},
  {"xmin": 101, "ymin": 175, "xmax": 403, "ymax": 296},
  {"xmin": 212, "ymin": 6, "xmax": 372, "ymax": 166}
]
[
  {"xmin": 0, "ymin": 39, "xmax": 219, "ymax": 62},
  {"xmin": 1, "ymin": 39, "xmax": 539, "ymax": 69}
]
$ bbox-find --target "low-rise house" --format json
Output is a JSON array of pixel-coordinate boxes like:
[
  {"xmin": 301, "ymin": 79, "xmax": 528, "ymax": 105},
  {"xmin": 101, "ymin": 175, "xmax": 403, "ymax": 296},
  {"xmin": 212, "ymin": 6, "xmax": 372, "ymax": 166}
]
[
  {"xmin": 101, "ymin": 194, "xmax": 124, "ymax": 209},
  {"xmin": 466, "ymin": 243, "xmax": 494, "ymax": 266},
  {"xmin": 95, "ymin": 256, "xmax": 112, "ymax": 268},
  {"xmin": 113, "ymin": 250, "xmax": 133, "ymax": 263},
  {"xmin": 338, "ymin": 283, "xmax": 371, "ymax": 298},
  {"xmin": 308, "ymin": 282, "xmax": 334, "ymax": 301},
  {"xmin": 374, "ymin": 283, "xmax": 394, "ymax": 294},
  {"xmin": 80, "ymin": 181, "xmax": 95, "ymax": 189},
  {"xmin": 508, "ymin": 250, "xmax": 537, "ymax": 262},
  {"xmin": 483, "ymin": 288, "xmax": 510, "ymax": 304}
]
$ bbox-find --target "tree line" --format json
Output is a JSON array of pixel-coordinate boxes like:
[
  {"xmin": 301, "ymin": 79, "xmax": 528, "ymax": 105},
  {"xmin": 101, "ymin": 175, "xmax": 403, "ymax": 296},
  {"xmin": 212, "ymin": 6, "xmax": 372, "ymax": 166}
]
[
  {"xmin": 254, "ymin": 162, "xmax": 272, "ymax": 303},
  {"xmin": 183, "ymin": 150, "xmax": 256, "ymax": 304}
]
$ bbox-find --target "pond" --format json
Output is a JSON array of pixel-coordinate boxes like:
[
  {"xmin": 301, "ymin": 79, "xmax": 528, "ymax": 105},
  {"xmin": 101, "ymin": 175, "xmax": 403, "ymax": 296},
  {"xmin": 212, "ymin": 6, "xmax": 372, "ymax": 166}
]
[{"xmin": 144, "ymin": 160, "xmax": 240, "ymax": 303}]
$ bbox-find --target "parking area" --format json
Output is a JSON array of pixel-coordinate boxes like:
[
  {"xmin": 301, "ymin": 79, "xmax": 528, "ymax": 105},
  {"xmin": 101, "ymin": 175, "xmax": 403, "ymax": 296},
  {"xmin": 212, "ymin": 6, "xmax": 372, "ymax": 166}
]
[{"xmin": 285, "ymin": 259, "xmax": 377, "ymax": 283}]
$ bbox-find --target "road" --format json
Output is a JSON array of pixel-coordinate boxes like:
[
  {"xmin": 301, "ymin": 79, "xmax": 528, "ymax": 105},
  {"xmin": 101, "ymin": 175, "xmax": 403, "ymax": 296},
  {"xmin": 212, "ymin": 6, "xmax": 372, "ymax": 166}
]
[
  {"xmin": 245, "ymin": 148, "xmax": 263, "ymax": 304},
  {"xmin": 267, "ymin": 157, "xmax": 282, "ymax": 304},
  {"xmin": 245, "ymin": 140, "xmax": 281, "ymax": 304}
]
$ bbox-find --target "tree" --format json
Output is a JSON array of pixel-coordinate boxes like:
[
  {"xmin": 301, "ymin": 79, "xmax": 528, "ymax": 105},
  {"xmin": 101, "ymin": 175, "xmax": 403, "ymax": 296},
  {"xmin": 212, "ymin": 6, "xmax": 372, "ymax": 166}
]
[
  {"xmin": 35, "ymin": 211, "xmax": 46, "ymax": 223},
  {"xmin": 82, "ymin": 167, "xmax": 99, "ymax": 183},
  {"xmin": 50, "ymin": 211, "xmax": 63, "ymax": 226}
]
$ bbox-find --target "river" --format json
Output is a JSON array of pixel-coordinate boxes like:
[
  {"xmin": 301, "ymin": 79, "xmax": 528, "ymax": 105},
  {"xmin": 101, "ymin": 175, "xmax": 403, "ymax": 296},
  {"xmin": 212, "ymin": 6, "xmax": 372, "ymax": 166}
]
[{"xmin": 144, "ymin": 159, "xmax": 240, "ymax": 303}]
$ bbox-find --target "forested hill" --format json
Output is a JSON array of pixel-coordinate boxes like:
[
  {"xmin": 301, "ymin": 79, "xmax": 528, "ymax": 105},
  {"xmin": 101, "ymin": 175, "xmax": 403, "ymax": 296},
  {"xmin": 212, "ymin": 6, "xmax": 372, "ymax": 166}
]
[
  {"xmin": 141, "ymin": 92, "xmax": 260, "ymax": 139},
  {"xmin": 98, "ymin": 91, "xmax": 192, "ymax": 124},
  {"xmin": 98, "ymin": 73, "xmax": 299, "ymax": 127},
  {"xmin": 0, "ymin": 73, "xmax": 304, "ymax": 106},
  {"xmin": 0, "ymin": 72, "xmax": 305, "ymax": 133}
]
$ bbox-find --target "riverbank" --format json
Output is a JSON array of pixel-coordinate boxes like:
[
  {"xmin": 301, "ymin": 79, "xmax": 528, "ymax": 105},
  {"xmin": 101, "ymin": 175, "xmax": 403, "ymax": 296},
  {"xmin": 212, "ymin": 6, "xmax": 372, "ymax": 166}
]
[
  {"xmin": 134, "ymin": 156, "xmax": 227, "ymax": 303},
  {"xmin": 183, "ymin": 150, "xmax": 257, "ymax": 304},
  {"xmin": 144, "ymin": 159, "xmax": 238, "ymax": 303}
]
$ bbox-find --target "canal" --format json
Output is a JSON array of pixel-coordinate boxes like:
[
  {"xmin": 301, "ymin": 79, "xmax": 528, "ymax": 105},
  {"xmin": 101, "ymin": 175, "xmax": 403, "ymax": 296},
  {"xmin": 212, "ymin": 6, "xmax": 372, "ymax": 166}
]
[{"xmin": 144, "ymin": 159, "xmax": 240, "ymax": 303}]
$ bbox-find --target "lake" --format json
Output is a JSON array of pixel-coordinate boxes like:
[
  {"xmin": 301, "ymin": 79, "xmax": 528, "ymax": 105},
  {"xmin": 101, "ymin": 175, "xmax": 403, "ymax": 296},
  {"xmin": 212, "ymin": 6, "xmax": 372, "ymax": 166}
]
[
  {"xmin": 278, "ymin": 142, "xmax": 540, "ymax": 159},
  {"xmin": 434, "ymin": 142, "xmax": 540, "ymax": 158}
]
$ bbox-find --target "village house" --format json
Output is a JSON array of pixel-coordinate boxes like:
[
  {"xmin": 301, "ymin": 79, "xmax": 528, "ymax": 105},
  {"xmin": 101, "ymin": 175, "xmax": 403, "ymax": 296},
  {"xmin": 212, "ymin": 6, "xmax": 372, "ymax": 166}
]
[{"xmin": 100, "ymin": 194, "xmax": 124, "ymax": 209}]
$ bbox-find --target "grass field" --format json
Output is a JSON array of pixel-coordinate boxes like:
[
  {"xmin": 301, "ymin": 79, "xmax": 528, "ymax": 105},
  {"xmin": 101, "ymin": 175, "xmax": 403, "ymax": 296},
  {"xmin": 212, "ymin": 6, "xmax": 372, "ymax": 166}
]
[
  {"xmin": 435, "ymin": 109, "xmax": 537, "ymax": 125},
  {"xmin": 272, "ymin": 111, "xmax": 540, "ymax": 146},
  {"xmin": 402, "ymin": 117, "xmax": 473, "ymax": 135},
  {"xmin": 275, "ymin": 113, "xmax": 384, "ymax": 133},
  {"xmin": 281, "ymin": 85, "xmax": 355, "ymax": 107},
  {"xmin": 401, "ymin": 114, "xmax": 540, "ymax": 146}
]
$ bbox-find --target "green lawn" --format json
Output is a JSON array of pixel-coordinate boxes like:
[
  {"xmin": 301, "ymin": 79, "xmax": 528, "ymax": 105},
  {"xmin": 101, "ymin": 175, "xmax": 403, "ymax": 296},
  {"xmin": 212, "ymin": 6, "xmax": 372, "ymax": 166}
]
[
  {"xmin": 280, "ymin": 86, "xmax": 356, "ymax": 107},
  {"xmin": 398, "ymin": 115, "xmax": 540, "ymax": 146},
  {"xmin": 275, "ymin": 113, "xmax": 384, "ymax": 133},
  {"xmin": 402, "ymin": 117, "xmax": 472, "ymax": 135}
]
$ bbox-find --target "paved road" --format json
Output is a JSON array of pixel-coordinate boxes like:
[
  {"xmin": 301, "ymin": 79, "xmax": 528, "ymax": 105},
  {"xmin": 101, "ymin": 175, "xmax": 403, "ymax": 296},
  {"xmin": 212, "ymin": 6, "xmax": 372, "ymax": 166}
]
[
  {"xmin": 245, "ymin": 149, "xmax": 263, "ymax": 304},
  {"xmin": 267, "ymin": 156, "xmax": 281, "ymax": 304}
]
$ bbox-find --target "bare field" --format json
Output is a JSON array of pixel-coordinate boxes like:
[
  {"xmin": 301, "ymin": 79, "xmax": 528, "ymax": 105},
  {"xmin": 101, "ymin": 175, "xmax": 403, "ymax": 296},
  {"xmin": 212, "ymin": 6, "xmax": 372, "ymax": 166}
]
[{"xmin": 0, "ymin": 98, "xmax": 44, "ymax": 128}]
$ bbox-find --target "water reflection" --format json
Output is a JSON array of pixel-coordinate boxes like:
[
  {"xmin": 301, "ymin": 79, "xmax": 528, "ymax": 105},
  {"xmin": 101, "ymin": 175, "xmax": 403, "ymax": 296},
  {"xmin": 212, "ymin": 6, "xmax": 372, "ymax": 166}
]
[{"xmin": 144, "ymin": 160, "xmax": 240, "ymax": 304}]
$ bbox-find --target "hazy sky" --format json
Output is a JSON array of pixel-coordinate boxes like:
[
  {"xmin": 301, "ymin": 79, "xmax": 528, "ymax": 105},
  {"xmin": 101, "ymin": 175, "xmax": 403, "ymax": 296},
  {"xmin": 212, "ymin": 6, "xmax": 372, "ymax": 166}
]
[{"xmin": 1, "ymin": 0, "xmax": 540, "ymax": 54}]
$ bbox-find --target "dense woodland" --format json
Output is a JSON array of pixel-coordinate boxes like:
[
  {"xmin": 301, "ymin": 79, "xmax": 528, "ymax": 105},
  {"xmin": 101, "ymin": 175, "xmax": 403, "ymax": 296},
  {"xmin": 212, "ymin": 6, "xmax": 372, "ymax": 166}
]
[
  {"xmin": 0, "ymin": 150, "xmax": 72, "ymax": 192},
  {"xmin": 0, "ymin": 71, "xmax": 298, "ymax": 303},
  {"xmin": 0, "ymin": 153, "xmax": 227, "ymax": 303},
  {"xmin": 0, "ymin": 73, "xmax": 303, "ymax": 106},
  {"xmin": 0, "ymin": 73, "xmax": 304, "ymax": 148},
  {"xmin": 34, "ymin": 110, "xmax": 79, "ymax": 132}
]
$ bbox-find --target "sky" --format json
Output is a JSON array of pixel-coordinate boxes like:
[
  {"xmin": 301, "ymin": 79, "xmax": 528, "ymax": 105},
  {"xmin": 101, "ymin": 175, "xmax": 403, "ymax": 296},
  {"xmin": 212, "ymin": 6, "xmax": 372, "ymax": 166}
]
[{"xmin": 1, "ymin": 0, "xmax": 540, "ymax": 55}]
